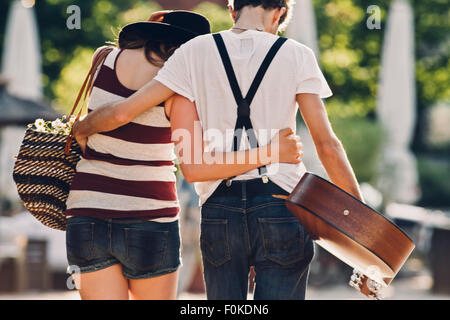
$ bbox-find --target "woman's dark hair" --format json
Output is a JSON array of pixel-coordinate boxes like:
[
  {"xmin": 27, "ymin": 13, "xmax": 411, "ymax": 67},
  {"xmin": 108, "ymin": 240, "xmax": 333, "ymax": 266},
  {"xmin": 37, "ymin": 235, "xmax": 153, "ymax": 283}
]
[{"xmin": 118, "ymin": 38, "xmax": 180, "ymax": 67}]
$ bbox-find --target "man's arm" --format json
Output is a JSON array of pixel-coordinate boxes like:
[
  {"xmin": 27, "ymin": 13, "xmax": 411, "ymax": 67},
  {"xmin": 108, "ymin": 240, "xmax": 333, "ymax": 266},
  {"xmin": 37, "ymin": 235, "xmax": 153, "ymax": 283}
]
[
  {"xmin": 297, "ymin": 93, "xmax": 364, "ymax": 201},
  {"xmin": 169, "ymin": 95, "xmax": 302, "ymax": 182},
  {"xmin": 73, "ymin": 79, "xmax": 174, "ymax": 150}
]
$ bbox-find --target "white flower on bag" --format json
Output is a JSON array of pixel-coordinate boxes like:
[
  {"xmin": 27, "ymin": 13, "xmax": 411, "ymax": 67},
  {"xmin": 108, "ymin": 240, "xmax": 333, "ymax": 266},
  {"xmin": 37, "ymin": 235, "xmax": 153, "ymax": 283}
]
[
  {"xmin": 68, "ymin": 116, "xmax": 76, "ymax": 126},
  {"xmin": 29, "ymin": 116, "xmax": 74, "ymax": 135},
  {"xmin": 52, "ymin": 119, "xmax": 63, "ymax": 130},
  {"xmin": 34, "ymin": 119, "xmax": 45, "ymax": 130},
  {"xmin": 63, "ymin": 126, "xmax": 71, "ymax": 135}
]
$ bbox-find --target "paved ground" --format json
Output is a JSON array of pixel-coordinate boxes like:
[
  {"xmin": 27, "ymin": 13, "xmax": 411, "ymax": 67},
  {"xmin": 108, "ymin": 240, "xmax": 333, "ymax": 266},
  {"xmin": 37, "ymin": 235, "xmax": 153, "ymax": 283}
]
[{"xmin": 0, "ymin": 274, "xmax": 448, "ymax": 300}]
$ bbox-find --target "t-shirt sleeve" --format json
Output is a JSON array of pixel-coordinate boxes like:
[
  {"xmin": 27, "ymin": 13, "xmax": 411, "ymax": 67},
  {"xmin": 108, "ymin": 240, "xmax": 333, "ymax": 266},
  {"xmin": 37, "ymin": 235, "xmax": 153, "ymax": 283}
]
[
  {"xmin": 296, "ymin": 46, "xmax": 333, "ymax": 99},
  {"xmin": 154, "ymin": 43, "xmax": 195, "ymax": 102}
]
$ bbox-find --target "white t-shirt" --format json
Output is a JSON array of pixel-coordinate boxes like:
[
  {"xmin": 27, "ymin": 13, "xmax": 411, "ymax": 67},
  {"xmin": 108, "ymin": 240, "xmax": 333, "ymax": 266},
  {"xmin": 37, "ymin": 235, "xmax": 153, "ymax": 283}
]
[{"xmin": 155, "ymin": 30, "xmax": 332, "ymax": 205}]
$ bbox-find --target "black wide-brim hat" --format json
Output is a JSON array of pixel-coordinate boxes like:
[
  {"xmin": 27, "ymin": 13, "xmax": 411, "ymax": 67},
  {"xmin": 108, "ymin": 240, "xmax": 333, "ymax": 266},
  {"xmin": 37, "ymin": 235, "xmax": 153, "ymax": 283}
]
[{"xmin": 118, "ymin": 11, "xmax": 211, "ymax": 46}]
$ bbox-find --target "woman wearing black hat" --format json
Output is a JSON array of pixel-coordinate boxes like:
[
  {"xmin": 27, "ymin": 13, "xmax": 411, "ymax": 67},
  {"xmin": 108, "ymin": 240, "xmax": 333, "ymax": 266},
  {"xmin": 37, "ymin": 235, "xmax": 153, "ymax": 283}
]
[{"xmin": 65, "ymin": 10, "xmax": 212, "ymax": 300}]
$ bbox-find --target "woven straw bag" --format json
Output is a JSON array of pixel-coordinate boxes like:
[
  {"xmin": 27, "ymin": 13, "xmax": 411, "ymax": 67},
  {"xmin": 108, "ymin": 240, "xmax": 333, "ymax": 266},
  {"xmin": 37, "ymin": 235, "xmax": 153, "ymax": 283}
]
[{"xmin": 13, "ymin": 47, "xmax": 113, "ymax": 231}]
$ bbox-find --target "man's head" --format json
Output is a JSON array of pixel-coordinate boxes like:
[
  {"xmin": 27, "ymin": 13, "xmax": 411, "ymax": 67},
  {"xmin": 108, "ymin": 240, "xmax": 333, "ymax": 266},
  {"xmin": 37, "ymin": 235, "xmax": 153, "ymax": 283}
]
[{"xmin": 228, "ymin": 0, "xmax": 294, "ymax": 33}]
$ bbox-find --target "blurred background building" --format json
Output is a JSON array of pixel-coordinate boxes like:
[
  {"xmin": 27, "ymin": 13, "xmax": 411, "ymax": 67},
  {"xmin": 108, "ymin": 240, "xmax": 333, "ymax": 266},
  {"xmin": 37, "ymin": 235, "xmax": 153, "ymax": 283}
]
[{"xmin": 0, "ymin": 0, "xmax": 449, "ymax": 299}]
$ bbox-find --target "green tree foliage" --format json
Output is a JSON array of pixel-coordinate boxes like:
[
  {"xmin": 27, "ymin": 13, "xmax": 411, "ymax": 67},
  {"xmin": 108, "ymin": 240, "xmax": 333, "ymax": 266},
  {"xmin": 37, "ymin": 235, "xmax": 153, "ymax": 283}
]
[
  {"xmin": 417, "ymin": 156, "xmax": 450, "ymax": 207},
  {"xmin": 316, "ymin": 0, "xmax": 449, "ymax": 119},
  {"xmin": 0, "ymin": 0, "xmax": 447, "ymax": 116},
  {"xmin": 52, "ymin": 46, "xmax": 94, "ymax": 113},
  {"xmin": 315, "ymin": 0, "xmax": 383, "ymax": 118},
  {"xmin": 0, "ymin": 0, "xmax": 234, "ymax": 110},
  {"xmin": 0, "ymin": 0, "xmax": 163, "ymax": 104},
  {"xmin": 330, "ymin": 116, "xmax": 383, "ymax": 183},
  {"xmin": 193, "ymin": 2, "xmax": 234, "ymax": 33}
]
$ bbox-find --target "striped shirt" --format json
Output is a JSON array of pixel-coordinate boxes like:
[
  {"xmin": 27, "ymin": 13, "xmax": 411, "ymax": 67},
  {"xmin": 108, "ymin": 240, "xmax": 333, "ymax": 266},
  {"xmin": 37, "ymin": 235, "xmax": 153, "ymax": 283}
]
[{"xmin": 65, "ymin": 48, "xmax": 179, "ymax": 222}]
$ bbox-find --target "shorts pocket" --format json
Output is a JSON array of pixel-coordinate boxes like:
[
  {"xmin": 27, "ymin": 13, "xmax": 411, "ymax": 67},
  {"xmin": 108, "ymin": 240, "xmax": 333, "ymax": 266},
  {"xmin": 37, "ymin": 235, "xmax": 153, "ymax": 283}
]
[
  {"xmin": 200, "ymin": 218, "xmax": 231, "ymax": 267},
  {"xmin": 66, "ymin": 222, "xmax": 95, "ymax": 263},
  {"xmin": 125, "ymin": 228, "xmax": 168, "ymax": 271},
  {"xmin": 258, "ymin": 217, "xmax": 305, "ymax": 266}
]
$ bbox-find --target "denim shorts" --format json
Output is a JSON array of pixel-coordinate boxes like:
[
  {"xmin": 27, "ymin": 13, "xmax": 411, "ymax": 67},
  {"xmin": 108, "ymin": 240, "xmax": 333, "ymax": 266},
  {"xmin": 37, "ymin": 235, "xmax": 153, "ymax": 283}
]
[{"xmin": 66, "ymin": 216, "xmax": 181, "ymax": 279}]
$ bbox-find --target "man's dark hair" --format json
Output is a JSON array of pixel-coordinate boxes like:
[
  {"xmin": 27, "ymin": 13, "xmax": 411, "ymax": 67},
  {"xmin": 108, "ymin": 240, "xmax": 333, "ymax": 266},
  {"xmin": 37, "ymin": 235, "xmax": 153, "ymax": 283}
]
[{"xmin": 228, "ymin": 0, "xmax": 295, "ymax": 30}]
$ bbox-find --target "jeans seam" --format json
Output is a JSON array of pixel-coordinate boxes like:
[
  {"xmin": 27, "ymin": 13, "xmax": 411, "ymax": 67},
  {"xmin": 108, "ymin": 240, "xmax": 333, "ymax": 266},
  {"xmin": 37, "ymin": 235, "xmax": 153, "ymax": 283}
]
[
  {"xmin": 202, "ymin": 203, "xmax": 244, "ymax": 213},
  {"xmin": 88, "ymin": 222, "xmax": 95, "ymax": 260},
  {"xmin": 125, "ymin": 231, "xmax": 169, "ymax": 271},
  {"xmin": 108, "ymin": 221, "xmax": 112, "ymax": 253},
  {"xmin": 242, "ymin": 217, "xmax": 251, "ymax": 258},
  {"xmin": 247, "ymin": 201, "xmax": 287, "ymax": 213},
  {"xmin": 257, "ymin": 218, "xmax": 305, "ymax": 266},
  {"xmin": 201, "ymin": 219, "xmax": 231, "ymax": 267},
  {"xmin": 124, "ymin": 228, "xmax": 129, "ymax": 261},
  {"xmin": 74, "ymin": 259, "xmax": 120, "ymax": 274},
  {"xmin": 122, "ymin": 265, "xmax": 180, "ymax": 280}
]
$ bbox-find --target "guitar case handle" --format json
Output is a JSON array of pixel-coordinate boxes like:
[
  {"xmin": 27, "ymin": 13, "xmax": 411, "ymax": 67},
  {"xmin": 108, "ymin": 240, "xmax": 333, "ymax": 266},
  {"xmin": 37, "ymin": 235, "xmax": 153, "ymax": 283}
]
[{"xmin": 272, "ymin": 194, "xmax": 289, "ymax": 200}]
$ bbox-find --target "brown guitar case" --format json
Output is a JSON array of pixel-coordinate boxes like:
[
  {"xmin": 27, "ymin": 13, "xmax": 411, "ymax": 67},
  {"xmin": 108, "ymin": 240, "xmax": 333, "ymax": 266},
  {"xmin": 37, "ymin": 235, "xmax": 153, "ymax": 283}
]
[{"xmin": 284, "ymin": 172, "xmax": 415, "ymax": 298}]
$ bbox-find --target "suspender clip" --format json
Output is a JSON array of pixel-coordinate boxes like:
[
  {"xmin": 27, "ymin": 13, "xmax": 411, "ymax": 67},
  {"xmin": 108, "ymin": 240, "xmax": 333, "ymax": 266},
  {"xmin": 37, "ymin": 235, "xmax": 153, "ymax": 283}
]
[{"xmin": 237, "ymin": 100, "xmax": 250, "ymax": 118}]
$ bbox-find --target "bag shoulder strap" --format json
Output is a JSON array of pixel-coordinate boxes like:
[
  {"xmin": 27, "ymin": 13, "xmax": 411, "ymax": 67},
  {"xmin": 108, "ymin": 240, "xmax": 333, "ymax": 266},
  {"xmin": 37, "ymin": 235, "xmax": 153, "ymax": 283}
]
[
  {"xmin": 68, "ymin": 46, "xmax": 114, "ymax": 119},
  {"xmin": 64, "ymin": 46, "xmax": 114, "ymax": 155}
]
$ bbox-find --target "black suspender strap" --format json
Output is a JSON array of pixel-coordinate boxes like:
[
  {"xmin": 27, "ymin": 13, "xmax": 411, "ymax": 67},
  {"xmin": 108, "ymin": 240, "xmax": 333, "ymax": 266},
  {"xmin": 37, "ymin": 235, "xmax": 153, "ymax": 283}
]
[
  {"xmin": 213, "ymin": 34, "xmax": 245, "ymax": 110},
  {"xmin": 245, "ymin": 37, "xmax": 288, "ymax": 106},
  {"xmin": 213, "ymin": 33, "xmax": 287, "ymax": 177}
]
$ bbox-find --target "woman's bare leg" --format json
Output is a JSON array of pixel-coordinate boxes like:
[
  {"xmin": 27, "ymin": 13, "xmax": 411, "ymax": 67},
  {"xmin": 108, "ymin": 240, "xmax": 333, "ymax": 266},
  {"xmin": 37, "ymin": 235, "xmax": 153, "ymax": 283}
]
[
  {"xmin": 128, "ymin": 271, "xmax": 179, "ymax": 300},
  {"xmin": 74, "ymin": 264, "xmax": 129, "ymax": 300}
]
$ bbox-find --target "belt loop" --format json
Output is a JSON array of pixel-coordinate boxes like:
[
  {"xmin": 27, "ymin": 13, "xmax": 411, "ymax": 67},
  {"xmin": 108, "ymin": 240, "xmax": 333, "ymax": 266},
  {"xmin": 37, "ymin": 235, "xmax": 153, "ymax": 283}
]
[{"xmin": 242, "ymin": 181, "xmax": 247, "ymax": 201}]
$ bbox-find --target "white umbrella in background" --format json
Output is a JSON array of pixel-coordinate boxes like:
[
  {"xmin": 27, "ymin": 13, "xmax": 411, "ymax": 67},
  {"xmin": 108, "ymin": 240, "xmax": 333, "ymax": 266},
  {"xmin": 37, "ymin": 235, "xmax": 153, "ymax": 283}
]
[
  {"xmin": 1, "ymin": 0, "xmax": 42, "ymax": 101},
  {"xmin": 376, "ymin": 0, "xmax": 419, "ymax": 204},
  {"xmin": 0, "ymin": 1, "xmax": 68, "ymax": 273},
  {"xmin": 286, "ymin": 0, "xmax": 326, "ymax": 178},
  {"xmin": 286, "ymin": 0, "xmax": 320, "ymax": 57},
  {"xmin": 0, "ymin": 0, "xmax": 43, "ymax": 203}
]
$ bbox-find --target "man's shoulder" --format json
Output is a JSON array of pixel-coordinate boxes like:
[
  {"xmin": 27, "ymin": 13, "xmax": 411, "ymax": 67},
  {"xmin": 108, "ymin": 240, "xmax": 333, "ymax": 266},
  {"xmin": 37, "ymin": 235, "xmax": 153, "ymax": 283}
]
[
  {"xmin": 180, "ymin": 33, "xmax": 214, "ymax": 52},
  {"xmin": 283, "ymin": 38, "xmax": 314, "ymax": 55}
]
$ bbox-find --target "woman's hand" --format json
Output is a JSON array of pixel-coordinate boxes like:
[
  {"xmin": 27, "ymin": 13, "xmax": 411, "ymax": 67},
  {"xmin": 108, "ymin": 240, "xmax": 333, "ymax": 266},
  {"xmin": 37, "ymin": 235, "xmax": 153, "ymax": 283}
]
[
  {"xmin": 72, "ymin": 121, "xmax": 87, "ymax": 154},
  {"xmin": 269, "ymin": 128, "xmax": 303, "ymax": 164}
]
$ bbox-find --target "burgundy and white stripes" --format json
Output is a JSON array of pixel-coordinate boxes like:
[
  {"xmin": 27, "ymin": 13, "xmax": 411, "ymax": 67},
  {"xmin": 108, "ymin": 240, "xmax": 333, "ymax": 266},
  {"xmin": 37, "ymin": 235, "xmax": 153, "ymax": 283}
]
[{"xmin": 65, "ymin": 48, "xmax": 179, "ymax": 222}]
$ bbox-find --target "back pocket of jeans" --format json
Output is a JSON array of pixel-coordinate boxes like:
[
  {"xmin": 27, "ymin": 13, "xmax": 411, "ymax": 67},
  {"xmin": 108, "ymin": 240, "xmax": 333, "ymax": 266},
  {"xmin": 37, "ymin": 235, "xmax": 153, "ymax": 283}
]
[
  {"xmin": 258, "ymin": 217, "xmax": 304, "ymax": 266},
  {"xmin": 66, "ymin": 222, "xmax": 94, "ymax": 263},
  {"xmin": 200, "ymin": 218, "xmax": 231, "ymax": 267},
  {"xmin": 125, "ymin": 229, "xmax": 168, "ymax": 271}
]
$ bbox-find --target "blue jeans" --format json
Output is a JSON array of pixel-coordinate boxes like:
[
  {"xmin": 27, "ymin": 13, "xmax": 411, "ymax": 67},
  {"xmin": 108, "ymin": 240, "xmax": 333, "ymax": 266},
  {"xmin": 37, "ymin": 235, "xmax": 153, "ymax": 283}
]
[{"xmin": 200, "ymin": 179, "xmax": 314, "ymax": 300}]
